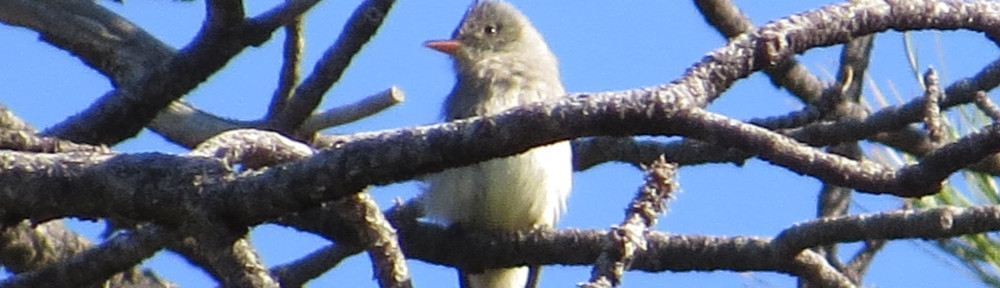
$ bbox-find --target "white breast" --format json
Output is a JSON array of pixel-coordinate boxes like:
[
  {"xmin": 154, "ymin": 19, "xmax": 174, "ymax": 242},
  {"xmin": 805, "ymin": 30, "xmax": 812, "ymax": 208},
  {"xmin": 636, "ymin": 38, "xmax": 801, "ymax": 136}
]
[{"xmin": 422, "ymin": 140, "xmax": 572, "ymax": 230}]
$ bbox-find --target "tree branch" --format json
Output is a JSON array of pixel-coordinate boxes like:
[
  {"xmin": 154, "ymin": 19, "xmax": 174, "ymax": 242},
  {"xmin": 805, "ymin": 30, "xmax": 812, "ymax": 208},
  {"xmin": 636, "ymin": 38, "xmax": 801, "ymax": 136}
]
[
  {"xmin": 583, "ymin": 157, "xmax": 678, "ymax": 287},
  {"xmin": 694, "ymin": 0, "xmax": 826, "ymax": 103},
  {"xmin": 270, "ymin": 243, "xmax": 364, "ymax": 287},
  {"xmin": 267, "ymin": 0, "xmax": 399, "ymax": 133},
  {"xmin": 0, "ymin": 0, "xmax": 173, "ymax": 87},
  {"xmin": 0, "ymin": 105, "xmax": 36, "ymax": 132},
  {"xmin": 297, "ymin": 86, "xmax": 405, "ymax": 135},
  {"xmin": 175, "ymin": 236, "xmax": 279, "ymax": 288},
  {"xmin": 0, "ymin": 129, "xmax": 111, "ymax": 153},
  {"xmin": 922, "ymin": 68, "xmax": 944, "ymax": 143},
  {"xmin": 0, "ymin": 225, "xmax": 173, "ymax": 288},
  {"xmin": 0, "ymin": 221, "xmax": 173, "ymax": 288},
  {"xmin": 974, "ymin": 91, "xmax": 1000, "ymax": 122},
  {"xmin": 332, "ymin": 193, "xmax": 412, "ymax": 288},
  {"xmin": 37, "ymin": 0, "xmax": 318, "ymax": 145},
  {"xmin": 266, "ymin": 15, "xmax": 305, "ymax": 121},
  {"xmin": 772, "ymin": 205, "xmax": 1000, "ymax": 259},
  {"xmin": 6, "ymin": 93, "xmax": 1000, "ymax": 228}
]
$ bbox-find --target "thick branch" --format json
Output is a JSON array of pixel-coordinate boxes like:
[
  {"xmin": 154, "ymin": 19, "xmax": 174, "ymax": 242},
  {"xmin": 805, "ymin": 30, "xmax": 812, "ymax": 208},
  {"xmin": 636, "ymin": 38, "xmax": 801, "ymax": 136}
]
[
  {"xmin": 6, "ymin": 96, "xmax": 1000, "ymax": 227},
  {"xmin": 35, "ymin": 0, "xmax": 318, "ymax": 145},
  {"xmin": 694, "ymin": 0, "xmax": 826, "ymax": 103},
  {"xmin": 333, "ymin": 193, "xmax": 412, "ymax": 288},
  {"xmin": 0, "ymin": 221, "xmax": 173, "ymax": 288},
  {"xmin": 0, "ymin": 0, "xmax": 172, "ymax": 87},
  {"xmin": 168, "ymin": 229, "xmax": 278, "ymax": 288},
  {"xmin": 395, "ymin": 205, "xmax": 1000, "ymax": 286},
  {"xmin": 1, "ymin": 225, "xmax": 172, "ymax": 288},
  {"xmin": 150, "ymin": 102, "xmax": 254, "ymax": 148},
  {"xmin": 772, "ymin": 206, "xmax": 1000, "ymax": 259},
  {"xmin": 0, "ymin": 129, "xmax": 111, "ymax": 153}
]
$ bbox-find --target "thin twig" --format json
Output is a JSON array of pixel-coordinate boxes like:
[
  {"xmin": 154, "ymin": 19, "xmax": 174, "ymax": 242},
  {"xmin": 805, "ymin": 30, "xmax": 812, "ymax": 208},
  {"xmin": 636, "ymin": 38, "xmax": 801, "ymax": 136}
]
[
  {"xmin": 810, "ymin": 34, "xmax": 875, "ymax": 284},
  {"xmin": 582, "ymin": 156, "xmax": 678, "ymax": 287},
  {"xmin": 0, "ymin": 105, "xmax": 35, "ymax": 132},
  {"xmin": 792, "ymin": 250, "xmax": 858, "ymax": 288},
  {"xmin": 842, "ymin": 240, "xmax": 886, "ymax": 283},
  {"xmin": 268, "ymin": 0, "xmax": 398, "ymax": 132},
  {"xmin": 974, "ymin": 91, "xmax": 1000, "ymax": 122},
  {"xmin": 267, "ymin": 14, "xmax": 306, "ymax": 120},
  {"xmin": 923, "ymin": 68, "xmax": 944, "ymax": 143},
  {"xmin": 298, "ymin": 86, "xmax": 405, "ymax": 134},
  {"xmin": 270, "ymin": 243, "xmax": 365, "ymax": 287}
]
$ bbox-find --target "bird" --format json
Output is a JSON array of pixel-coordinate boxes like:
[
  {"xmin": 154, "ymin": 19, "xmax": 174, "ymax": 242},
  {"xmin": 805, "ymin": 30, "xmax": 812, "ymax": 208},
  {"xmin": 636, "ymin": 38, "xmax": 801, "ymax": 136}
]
[{"xmin": 421, "ymin": 1, "xmax": 572, "ymax": 287}]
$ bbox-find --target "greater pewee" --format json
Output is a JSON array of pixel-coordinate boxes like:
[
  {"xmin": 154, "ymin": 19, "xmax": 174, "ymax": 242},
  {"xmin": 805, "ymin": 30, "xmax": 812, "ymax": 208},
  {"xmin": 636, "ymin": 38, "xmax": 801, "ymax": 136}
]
[{"xmin": 422, "ymin": 1, "xmax": 572, "ymax": 288}]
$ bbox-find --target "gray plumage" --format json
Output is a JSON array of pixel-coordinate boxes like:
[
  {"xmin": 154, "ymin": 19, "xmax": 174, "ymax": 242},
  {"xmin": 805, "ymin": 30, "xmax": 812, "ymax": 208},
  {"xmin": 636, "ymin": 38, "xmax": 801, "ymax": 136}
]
[
  {"xmin": 422, "ymin": 1, "xmax": 571, "ymax": 287},
  {"xmin": 441, "ymin": 1, "xmax": 563, "ymax": 120}
]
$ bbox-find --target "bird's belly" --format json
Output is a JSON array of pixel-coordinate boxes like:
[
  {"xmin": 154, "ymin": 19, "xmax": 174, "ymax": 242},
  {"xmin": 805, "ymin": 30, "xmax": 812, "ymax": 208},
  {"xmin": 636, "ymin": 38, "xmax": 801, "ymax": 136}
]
[{"xmin": 422, "ymin": 141, "xmax": 572, "ymax": 230}]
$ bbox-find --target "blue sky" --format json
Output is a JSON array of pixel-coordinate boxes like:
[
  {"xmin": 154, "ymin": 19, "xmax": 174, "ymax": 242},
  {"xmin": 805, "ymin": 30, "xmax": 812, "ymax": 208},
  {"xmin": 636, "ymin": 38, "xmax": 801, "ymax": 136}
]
[{"xmin": 2, "ymin": 0, "xmax": 997, "ymax": 287}]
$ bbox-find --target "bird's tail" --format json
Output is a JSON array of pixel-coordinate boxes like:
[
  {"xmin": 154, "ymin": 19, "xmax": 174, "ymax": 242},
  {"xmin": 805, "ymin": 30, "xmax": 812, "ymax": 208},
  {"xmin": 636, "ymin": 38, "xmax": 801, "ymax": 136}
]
[{"xmin": 463, "ymin": 266, "xmax": 532, "ymax": 288}]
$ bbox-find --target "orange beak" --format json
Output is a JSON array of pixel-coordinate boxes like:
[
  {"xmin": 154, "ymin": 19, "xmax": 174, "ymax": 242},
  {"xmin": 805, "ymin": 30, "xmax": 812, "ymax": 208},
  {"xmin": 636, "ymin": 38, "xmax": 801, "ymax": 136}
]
[{"xmin": 424, "ymin": 40, "xmax": 461, "ymax": 55}]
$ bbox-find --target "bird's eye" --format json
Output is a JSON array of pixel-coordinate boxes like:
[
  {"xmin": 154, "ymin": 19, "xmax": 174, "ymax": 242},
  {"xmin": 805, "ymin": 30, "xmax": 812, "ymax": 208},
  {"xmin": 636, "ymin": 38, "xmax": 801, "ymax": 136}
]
[{"xmin": 484, "ymin": 25, "xmax": 498, "ymax": 35}]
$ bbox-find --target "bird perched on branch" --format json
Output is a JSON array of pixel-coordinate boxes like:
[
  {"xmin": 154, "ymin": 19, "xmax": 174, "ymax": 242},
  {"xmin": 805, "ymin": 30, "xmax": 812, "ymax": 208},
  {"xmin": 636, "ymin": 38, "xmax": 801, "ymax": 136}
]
[{"xmin": 421, "ymin": 1, "xmax": 572, "ymax": 287}]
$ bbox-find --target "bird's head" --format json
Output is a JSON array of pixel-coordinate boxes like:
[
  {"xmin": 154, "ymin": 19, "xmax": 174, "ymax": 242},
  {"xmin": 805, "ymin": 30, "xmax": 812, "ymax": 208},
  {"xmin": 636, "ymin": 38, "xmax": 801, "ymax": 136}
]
[{"xmin": 425, "ymin": 1, "xmax": 553, "ymax": 69}]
